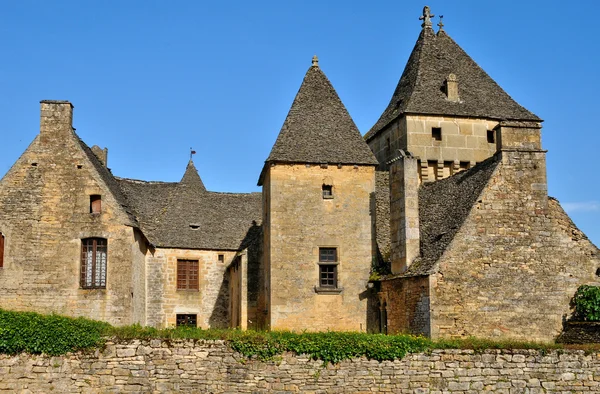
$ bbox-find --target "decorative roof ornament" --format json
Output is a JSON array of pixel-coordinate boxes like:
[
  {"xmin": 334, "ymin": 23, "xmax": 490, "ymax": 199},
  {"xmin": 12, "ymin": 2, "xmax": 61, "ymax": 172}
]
[
  {"xmin": 437, "ymin": 15, "xmax": 444, "ymax": 31},
  {"xmin": 419, "ymin": 6, "xmax": 435, "ymax": 29},
  {"xmin": 312, "ymin": 55, "xmax": 319, "ymax": 67}
]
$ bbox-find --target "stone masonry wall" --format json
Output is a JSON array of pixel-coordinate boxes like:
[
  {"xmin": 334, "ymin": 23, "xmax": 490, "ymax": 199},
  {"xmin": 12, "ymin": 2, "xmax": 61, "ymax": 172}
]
[
  {"xmin": 367, "ymin": 116, "xmax": 498, "ymax": 179},
  {"xmin": 381, "ymin": 275, "xmax": 430, "ymax": 336},
  {"xmin": 1, "ymin": 340, "xmax": 600, "ymax": 393},
  {"xmin": 0, "ymin": 102, "xmax": 141, "ymax": 326},
  {"xmin": 145, "ymin": 248, "xmax": 236, "ymax": 328},
  {"xmin": 430, "ymin": 148, "xmax": 600, "ymax": 341},
  {"xmin": 264, "ymin": 163, "xmax": 378, "ymax": 332}
]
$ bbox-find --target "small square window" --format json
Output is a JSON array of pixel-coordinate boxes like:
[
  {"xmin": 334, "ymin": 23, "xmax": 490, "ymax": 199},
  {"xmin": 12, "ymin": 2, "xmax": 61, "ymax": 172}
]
[
  {"xmin": 432, "ymin": 127, "xmax": 442, "ymax": 141},
  {"xmin": 90, "ymin": 195, "xmax": 101, "ymax": 214},
  {"xmin": 176, "ymin": 314, "xmax": 197, "ymax": 327},
  {"xmin": 319, "ymin": 247, "xmax": 337, "ymax": 262},
  {"xmin": 218, "ymin": 254, "xmax": 224, "ymax": 263},
  {"xmin": 487, "ymin": 130, "xmax": 495, "ymax": 143},
  {"xmin": 322, "ymin": 184, "xmax": 333, "ymax": 199}
]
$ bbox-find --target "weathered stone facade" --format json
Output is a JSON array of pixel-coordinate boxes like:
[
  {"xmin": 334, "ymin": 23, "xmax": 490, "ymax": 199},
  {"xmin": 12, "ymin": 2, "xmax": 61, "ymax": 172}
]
[
  {"xmin": 368, "ymin": 115, "xmax": 498, "ymax": 178},
  {"xmin": 0, "ymin": 101, "xmax": 144, "ymax": 326},
  {"xmin": 2, "ymin": 340, "xmax": 600, "ymax": 393},
  {"xmin": 262, "ymin": 164, "xmax": 378, "ymax": 332}
]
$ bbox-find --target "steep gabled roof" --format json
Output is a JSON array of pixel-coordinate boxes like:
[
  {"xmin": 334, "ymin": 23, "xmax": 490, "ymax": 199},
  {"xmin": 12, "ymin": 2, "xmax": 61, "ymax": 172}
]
[
  {"xmin": 365, "ymin": 28, "xmax": 540, "ymax": 141},
  {"xmin": 405, "ymin": 155, "xmax": 500, "ymax": 276},
  {"xmin": 265, "ymin": 58, "xmax": 378, "ymax": 167}
]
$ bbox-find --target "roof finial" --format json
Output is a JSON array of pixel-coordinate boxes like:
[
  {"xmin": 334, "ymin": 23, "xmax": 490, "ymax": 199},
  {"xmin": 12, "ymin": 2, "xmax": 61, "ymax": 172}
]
[
  {"xmin": 312, "ymin": 55, "xmax": 319, "ymax": 67},
  {"xmin": 190, "ymin": 147, "xmax": 196, "ymax": 161},
  {"xmin": 437, "ymin": 15, "xmax": 444, "ymax": 31},
  {"xmin": 419, "ymin": 6, "xmax": 435, "ymax": 29}
]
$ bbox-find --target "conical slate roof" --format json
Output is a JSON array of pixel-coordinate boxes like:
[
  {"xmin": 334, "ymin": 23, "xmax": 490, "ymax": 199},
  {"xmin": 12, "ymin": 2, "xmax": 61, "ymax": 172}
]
[
  {"xmin": 265, "ymin": 57, "xmax": 378, "ymax": 166},
  {"xmin": 365, "ymin": 27, "xmax": 540, "ymax": 141},
  {"xmin": 180, "ymin": 159, "xmax": 206, "ymax": 191}
]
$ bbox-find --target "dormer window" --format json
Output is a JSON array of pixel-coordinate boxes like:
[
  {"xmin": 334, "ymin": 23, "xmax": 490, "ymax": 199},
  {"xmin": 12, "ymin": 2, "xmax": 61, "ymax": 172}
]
[
  {"xmin": 90, "ymin": 195, "xmax": 101, "ymax": 214},
  {"xmin": 322, "ymin": 184, "xmax": 333, "ymax": 199}
]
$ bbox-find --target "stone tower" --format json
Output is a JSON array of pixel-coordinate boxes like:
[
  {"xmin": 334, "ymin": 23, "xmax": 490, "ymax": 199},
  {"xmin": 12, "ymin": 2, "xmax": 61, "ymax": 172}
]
[
  {"xmin": 258, "ymin": 56, "xmax": 379, "ymax": 331},
  {"xmin": 365, "ymin": 6, "xmax": 541, "ymax": 182}
]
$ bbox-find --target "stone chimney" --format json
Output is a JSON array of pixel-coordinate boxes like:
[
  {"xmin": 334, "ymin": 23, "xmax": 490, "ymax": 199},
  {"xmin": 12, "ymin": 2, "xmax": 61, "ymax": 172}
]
[
  {"xmin": 445, "ymin": 73, "xmax": 459, "ymax": 102},
  {"xmin": 40, "ymin": 100, "xmax": 74, "ymax": 143},
  {"xmin": 494, "ymin": 121, "xmax": 548, "ymax": 211},
  {"xmin": 91, "ymin": 145, "xmax": 108, "ymax": 167},
  {"xmin": 389, "ymin": 150, "xmax": 420, "ymax": 274}
]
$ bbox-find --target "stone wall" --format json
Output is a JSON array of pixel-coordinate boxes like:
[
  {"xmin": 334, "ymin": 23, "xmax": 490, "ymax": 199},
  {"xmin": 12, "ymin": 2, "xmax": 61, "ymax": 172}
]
[
  {"xmin": 381, "ymin": 275, "xmax": 430, "ymax": 336},
  {"xmin": 367, "ymin": 115, "xmax": 498, "ymax": 179},
  {"xmin": 1, "ymin": 340, "xmax": 600, "ymax": 393},
  {"xmin": 145, "ymin": 248, "xmax": 236, "ymax": 328},
  {"xmin": 263, "ymin": 163, "xmax": 378, "ymax": 332},
  {"xmin": 430, "ymin": 124, "xmax": 600, "ymax": 341},
  {"xmin": 0, "ymin": 101, "xmax": 142, "ymax": 326}
]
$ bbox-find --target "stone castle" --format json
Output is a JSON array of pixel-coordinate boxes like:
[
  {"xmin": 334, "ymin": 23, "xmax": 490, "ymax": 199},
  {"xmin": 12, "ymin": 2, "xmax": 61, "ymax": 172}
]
[{"xmin": 0, "ymin": 7, "xmax": 598, "ymax": 341}]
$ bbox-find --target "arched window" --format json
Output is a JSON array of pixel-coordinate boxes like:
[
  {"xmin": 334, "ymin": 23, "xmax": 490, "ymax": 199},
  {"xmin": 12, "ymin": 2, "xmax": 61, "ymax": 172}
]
[
  {"xmin": 81, "ymin": 238, "xmax": 107, "ymax": 289},
  {"xmin": 0, "ymin": 232, "xmax": 4, "ymax": 268}
]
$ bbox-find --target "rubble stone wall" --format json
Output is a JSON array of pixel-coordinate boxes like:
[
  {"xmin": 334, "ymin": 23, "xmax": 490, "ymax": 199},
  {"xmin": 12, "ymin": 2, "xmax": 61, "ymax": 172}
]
[{"xmin": 1, "ymin": 340, "xmax": 600, "ymax": 393}]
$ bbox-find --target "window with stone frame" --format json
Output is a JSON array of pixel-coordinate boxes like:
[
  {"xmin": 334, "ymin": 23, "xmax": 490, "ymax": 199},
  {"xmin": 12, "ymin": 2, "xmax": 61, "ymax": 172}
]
[
  {"xmin": 0, "ymin": 232, "xmax": 4, "ymax": 268},
  {"xmin": 176, "ymin": 314, "xmax": 197, "ymax": 327},
  {"xmin": 81, "ymin": 238, "xmax": 107, "ymax": 289},
  {"xmin": 177, "ymin": 259, "xmax": 199, "ymax": 290},
  {"xmin": 318, "ymin": 247, "xmax": 338, "ymax": 288}
]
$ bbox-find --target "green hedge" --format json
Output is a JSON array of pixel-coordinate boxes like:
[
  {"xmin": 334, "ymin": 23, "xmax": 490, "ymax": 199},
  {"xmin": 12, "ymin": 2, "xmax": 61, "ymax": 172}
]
[
  {"xmin": 573, "ymin": 285, "xmax": 600, "ymax": 321},
  {"xmin": 1, "ymin": 309, "xmax": 570, "ymax": 362},
  {"xmin": 0, "ymin": 309, "xmax": 109, "ymax": 355}
]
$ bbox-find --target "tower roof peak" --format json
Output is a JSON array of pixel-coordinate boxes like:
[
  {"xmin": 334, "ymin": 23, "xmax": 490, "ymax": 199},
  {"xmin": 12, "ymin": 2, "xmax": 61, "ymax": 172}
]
[
  {"xmin": 312, "ymin": 55, "xmax": 319, "ymax": 67},
  {"xmin": 364, "ymin": 21, "xmax": 540, "ymax": 141},
  {"xmin": 259, "ymin": 60, "xmax": 377, "ymax": 184},
  {"xmin": 180, "ymin": 159, "xmax": 206, "ymax": 191},
  {"xmin": 419, "ymin": 6, "xmax": 435, "ymax": 29}
]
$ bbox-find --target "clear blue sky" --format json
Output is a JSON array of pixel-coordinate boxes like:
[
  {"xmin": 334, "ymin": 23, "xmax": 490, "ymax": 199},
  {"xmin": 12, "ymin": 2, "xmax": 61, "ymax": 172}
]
[{"xmin": 1, "ymin": 1, "xmax": 599, "ymax": 245}]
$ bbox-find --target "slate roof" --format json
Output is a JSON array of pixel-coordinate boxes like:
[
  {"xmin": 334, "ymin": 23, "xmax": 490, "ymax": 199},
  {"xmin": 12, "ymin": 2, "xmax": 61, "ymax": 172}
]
[
  {"xmin": 264, "ymin": 59, "xmax": 378, "ymax": 168},
  {"xmin": 403, "ymin": 155, "xmax": 500, "ymax": 277},
  {"xmin": 118, "ymin": 161, "xmax": 262, "ymax": 251},
  {"xmin": 365, "ymin": 28, "xmax": 540, "ymax": 141}
]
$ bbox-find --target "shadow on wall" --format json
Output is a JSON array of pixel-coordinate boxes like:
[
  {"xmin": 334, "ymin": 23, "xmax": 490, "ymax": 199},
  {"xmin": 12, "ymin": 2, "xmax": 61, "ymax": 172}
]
[
  {"xmin": 367, "ymin": 191, "xmax": 385, "ymax": 333},
  {"xmin": 208, "ymin": 272, "xmax": 229, "ymax": 328},
  {"xmin": 209, "ymin": 221, "xmax": 263, "ymax": 329}
]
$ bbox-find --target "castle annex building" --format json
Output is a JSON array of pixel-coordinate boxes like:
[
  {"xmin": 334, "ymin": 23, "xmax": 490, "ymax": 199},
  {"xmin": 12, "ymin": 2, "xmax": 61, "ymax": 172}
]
[{"xmin": 1, "ymin": 8, "xmax": 598, "ymax": 341}]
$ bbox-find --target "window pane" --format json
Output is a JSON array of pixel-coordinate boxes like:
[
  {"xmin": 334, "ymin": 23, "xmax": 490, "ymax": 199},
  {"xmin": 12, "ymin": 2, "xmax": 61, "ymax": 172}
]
[
  {"xmin": 319, "ymin": 248, "xmax": 337, "ymax": 262},
  {"xmin": 319, "ymin": 265, "xmax": 336, "ymax": 288}
]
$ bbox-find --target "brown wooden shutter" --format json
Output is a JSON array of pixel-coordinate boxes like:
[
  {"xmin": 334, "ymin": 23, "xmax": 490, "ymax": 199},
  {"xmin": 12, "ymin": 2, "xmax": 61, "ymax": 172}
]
[
  {"xmin": 90, "ymin": 195, "xmax": 102, "ymax": 213},
  {"xmin": 177, "ymin": 260, "xmax": 187, "ymax": 290}
]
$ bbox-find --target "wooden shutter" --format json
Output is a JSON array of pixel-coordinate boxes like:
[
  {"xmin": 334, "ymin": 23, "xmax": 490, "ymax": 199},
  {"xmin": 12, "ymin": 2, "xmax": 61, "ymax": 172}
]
[{"xmin": 90, "ymin": 195, "xmax": 102, "ymax": 213}]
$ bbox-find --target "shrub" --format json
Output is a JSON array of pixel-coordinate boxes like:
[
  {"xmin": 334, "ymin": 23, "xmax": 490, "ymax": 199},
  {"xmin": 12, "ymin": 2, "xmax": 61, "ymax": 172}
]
[
  {"xmin": 572, "ymin": 285, "xmax": 600, "ymax": 321},
  {"xmin": 0, "ymin": 309, "xmax": 109, "ymax": 355}
]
